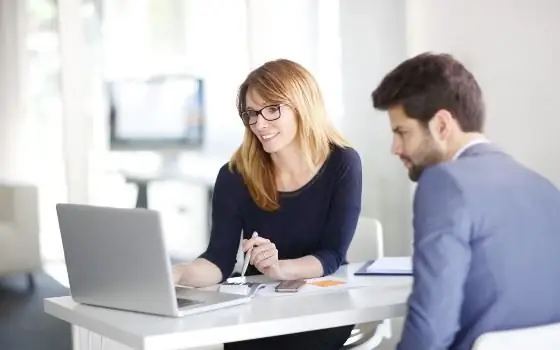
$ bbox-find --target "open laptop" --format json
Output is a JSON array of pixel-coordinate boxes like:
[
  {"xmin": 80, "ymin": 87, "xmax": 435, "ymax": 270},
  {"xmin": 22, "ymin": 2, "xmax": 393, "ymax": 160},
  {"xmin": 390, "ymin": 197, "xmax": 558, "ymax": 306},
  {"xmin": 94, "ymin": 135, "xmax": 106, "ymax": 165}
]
[{"xmin": 55, "ymin": 203, "xmax": 251, "ymax": 317}]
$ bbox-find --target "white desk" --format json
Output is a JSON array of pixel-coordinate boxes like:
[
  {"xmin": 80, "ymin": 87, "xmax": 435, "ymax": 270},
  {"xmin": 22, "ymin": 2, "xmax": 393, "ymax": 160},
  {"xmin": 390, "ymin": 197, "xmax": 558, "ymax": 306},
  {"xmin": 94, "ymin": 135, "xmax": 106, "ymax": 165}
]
[
  {"xmin": 44, "ymin": 263, "xmax": 412, "ymax": 350},
  {"xmin": 120, "ymin": 153, "xmax": 226, "ymax": 188}
]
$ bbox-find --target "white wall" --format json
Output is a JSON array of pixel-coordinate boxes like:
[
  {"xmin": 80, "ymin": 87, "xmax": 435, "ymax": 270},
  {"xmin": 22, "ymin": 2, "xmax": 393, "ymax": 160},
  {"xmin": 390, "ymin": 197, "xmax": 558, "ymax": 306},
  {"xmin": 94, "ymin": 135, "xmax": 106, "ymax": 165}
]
[
  {"xmin": 339, "ymin": 0, "xmax": 560, "ymax": 259},
  {"xmin": 247, "ymin": 0, "xmax": 344, "ymax": 126},
  {"xmin": 339, "ymin": 0, "xmax": 413, "ymax": 256},
  {"xmin": 338, "ymin": 5, "xmax": 411, "ymax": 345},
  {"xmin": 0, "ymin": 0, "xmax": 38, "ymax": 183},
  {"xmin": 407, "ymin": 0, "xmax": 560, "ymax": 187},
  {"xmin": 339, "ymin": 1, "xmax": 560, "ymax": 347},
  {"xmin": 181, "ymin": 0, "xmax": 249, "ymax": 156}
]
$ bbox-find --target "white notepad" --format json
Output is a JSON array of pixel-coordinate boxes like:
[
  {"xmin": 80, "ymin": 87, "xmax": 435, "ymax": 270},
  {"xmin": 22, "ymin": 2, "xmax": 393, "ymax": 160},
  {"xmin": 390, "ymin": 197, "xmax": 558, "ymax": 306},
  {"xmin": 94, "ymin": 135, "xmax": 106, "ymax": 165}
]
[{"xmin": 366, "ymin": 256, "xmax": 412, "ymax": 274}]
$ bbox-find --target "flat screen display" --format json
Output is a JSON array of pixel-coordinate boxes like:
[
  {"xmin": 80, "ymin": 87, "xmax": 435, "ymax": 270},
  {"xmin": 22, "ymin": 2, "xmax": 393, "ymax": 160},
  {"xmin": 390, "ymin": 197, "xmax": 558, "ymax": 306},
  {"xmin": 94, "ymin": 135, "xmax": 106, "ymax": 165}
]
[{"xmin": 108, "ymin": 75, "xmax": 204, "ymax": 150}]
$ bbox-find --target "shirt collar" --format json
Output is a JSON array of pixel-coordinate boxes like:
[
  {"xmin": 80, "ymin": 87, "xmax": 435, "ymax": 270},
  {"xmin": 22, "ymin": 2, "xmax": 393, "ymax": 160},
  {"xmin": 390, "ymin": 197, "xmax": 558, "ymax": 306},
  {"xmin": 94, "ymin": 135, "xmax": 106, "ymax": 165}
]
[{"xmin": 452, "ymin": 139, "xmax": 490, "ymax": 160}]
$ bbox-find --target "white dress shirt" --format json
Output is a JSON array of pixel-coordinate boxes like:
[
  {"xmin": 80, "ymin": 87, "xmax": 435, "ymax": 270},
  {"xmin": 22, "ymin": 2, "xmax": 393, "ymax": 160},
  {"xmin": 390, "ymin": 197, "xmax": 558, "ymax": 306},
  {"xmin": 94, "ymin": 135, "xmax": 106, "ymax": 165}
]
[{"xmin": 452, "ymin": 139, "xmax": 490, "ymax": 160}]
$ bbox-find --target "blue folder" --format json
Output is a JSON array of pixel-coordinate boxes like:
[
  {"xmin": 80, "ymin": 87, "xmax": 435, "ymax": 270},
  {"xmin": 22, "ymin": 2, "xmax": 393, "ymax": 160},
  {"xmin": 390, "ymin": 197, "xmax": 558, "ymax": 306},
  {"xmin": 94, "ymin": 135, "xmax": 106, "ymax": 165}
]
[{"xmin": 354, "ymin": 259, "xmax": 413, "ymax": 276}]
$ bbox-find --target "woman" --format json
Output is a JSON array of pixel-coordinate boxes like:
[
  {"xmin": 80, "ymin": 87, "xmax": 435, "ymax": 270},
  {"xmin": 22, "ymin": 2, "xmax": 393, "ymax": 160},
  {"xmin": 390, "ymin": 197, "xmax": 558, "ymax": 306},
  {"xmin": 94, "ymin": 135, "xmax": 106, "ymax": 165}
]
[{"xmin": 173, "ymin": 59, "xmax": 362, "ymax": 350}]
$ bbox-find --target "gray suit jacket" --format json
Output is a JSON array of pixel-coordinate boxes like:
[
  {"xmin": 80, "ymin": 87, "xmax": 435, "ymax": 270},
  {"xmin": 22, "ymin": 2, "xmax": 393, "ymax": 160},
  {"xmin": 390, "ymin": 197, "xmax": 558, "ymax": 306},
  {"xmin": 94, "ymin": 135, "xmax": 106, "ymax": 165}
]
[{"xmin": 397, "ymin": 143, "xmax": 560, "ymax": 350}]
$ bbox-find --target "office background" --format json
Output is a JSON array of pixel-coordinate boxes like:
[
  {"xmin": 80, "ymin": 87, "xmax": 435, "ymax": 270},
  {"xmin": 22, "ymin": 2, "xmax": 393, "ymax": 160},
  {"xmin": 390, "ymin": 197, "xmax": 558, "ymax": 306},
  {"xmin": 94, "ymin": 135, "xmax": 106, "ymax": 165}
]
[{"xmin": 1, "ymin": 0, "xmax": 559, "ymax": 349}]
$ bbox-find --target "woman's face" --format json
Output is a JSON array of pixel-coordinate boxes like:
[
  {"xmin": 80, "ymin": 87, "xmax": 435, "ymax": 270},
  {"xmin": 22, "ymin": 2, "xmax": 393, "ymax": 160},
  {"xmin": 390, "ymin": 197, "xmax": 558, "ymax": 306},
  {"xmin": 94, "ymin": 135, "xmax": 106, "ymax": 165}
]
[{"xmin": 244, "ymin": 89, "xmax": 298, "ymax": 154}]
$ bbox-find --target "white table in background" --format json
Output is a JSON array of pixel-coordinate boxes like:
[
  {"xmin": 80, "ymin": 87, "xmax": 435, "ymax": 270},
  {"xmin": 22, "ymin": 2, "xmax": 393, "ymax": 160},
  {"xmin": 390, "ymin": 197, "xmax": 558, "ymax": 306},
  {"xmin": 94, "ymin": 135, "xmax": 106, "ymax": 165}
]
[
  {"xmin": 44, "ymin": 263, "xmax": 412, "ymax": 350},
  {"xmin": 120, "ymin": 153, "xmax": 225, "ymax": 233}
]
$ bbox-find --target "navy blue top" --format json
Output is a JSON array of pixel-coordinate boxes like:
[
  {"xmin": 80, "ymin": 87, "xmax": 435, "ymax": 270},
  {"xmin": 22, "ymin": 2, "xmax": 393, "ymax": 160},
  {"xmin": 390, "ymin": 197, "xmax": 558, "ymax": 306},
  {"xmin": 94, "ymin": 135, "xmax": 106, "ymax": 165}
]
[{"xmin": 199, "ymin": 145, "xmax": 363, "ymax": 280}]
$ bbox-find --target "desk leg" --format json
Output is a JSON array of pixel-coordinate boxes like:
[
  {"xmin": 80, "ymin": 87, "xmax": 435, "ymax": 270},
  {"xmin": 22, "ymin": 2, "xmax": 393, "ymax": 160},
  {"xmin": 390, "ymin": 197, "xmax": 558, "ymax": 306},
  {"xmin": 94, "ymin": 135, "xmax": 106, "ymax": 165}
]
[
  {"xmin": 206, "ymin": 186, "xmax": 213, "ymax": 233},
  {"xmin": 135, "ymin": 182, "xmax": 149, "ymax": 208},
  {"xmin": 72, "ymin": 325, "xmax": 133, "ymax": 350}
]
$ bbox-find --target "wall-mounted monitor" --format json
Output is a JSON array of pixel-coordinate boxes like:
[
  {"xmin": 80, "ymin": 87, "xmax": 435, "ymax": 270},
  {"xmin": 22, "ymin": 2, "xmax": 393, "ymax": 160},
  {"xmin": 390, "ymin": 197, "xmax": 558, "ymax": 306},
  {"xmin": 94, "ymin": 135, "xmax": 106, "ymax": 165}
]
[{"xmin": 108, "ymin": 75, "xmax": 204, "ymax": 151}]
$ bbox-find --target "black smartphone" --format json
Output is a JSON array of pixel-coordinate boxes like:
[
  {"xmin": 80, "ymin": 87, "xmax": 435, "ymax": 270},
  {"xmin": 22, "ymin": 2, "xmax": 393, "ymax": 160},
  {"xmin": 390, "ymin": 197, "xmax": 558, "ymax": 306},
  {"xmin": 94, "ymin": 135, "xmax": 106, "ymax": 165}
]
[{"xmin": 275, "ymin": 279, "xmax": 306, "ymax": 293}]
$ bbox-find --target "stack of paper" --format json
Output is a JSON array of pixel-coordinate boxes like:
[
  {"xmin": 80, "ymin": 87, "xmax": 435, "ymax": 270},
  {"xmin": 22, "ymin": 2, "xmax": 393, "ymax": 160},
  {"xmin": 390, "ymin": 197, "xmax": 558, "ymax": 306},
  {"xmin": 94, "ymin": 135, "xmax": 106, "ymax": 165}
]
[{"xmin": 365, "ymin": 256, "xmax": 412, "ymax": 275}]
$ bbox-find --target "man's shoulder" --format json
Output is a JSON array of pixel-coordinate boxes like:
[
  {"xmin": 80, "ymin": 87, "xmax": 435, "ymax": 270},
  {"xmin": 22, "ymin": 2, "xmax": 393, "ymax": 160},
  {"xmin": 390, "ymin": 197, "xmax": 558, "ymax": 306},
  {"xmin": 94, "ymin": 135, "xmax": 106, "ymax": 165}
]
[
  {"xmin": 413, "ymin": 164, "xmax": 468, "ymax": 219},
  {"xmin": 416, "ymin": 151, "xmax": 502, "ymax": 192},
  {"xmin": 417, "ymin": 163, "xmax": 461, "ymax": 192},
  {"xmin": 416, "ymin": 152, "xmax": 560, "ymax": 210}
]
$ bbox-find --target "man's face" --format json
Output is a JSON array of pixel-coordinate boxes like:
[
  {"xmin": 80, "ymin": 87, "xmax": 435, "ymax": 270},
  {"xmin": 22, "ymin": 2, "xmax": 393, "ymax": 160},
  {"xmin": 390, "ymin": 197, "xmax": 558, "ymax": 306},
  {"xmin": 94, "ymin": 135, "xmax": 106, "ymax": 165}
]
[{"xmin": 388, "ymin": 106, "xmax": 446, "ymax": 182}]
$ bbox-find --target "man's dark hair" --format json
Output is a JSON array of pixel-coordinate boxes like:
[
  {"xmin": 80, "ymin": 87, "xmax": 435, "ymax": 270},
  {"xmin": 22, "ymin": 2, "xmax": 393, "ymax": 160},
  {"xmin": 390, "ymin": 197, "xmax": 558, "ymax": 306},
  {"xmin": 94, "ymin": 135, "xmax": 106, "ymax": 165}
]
[{"xmin": 372, "ymin": 52, "xmax": 485, "ymax": 132}]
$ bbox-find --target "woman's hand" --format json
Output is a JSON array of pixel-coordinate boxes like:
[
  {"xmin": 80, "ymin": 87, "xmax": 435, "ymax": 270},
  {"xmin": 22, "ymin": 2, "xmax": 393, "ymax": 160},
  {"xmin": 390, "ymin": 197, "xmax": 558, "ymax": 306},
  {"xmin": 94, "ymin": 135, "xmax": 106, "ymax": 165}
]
[
  {"xmin": 242, "ymin": 236, "xmax": 285, "ymax": 280},
  {"xmin": 170, "ymin": 259, "xmax": 223, "ymax": 288}
]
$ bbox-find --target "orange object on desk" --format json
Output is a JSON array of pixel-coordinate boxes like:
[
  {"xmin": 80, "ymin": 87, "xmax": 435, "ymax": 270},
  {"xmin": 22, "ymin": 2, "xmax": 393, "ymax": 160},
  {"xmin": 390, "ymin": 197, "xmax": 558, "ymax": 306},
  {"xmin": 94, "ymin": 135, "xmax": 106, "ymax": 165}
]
[{"xmin": 308, "ymin": 280, "xmax": 345, "ymax": 287}]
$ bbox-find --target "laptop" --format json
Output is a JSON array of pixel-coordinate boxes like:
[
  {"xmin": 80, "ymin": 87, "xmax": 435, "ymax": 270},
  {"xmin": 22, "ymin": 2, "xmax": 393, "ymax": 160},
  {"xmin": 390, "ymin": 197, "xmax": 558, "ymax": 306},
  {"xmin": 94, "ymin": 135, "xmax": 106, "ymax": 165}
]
[{"xmin": 55, "ymin": 203, "xmax": 251, "ymax": 317}]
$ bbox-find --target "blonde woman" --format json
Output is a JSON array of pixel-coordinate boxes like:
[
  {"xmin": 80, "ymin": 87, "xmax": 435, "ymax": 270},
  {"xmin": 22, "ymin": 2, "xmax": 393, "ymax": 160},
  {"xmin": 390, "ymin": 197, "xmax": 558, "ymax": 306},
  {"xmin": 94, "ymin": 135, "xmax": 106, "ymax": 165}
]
[{"xmin": 173, "ymin": 59, "xmax": 362, "ymax": 350}]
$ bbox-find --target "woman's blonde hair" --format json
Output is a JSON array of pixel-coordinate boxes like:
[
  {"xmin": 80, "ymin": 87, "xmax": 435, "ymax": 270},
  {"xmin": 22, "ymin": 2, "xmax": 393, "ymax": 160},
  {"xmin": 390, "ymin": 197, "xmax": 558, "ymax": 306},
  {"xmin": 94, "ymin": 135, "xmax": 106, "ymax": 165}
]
[{"xmin": 229, "ymin": 59, "xmax": 350, "ymax": 211}]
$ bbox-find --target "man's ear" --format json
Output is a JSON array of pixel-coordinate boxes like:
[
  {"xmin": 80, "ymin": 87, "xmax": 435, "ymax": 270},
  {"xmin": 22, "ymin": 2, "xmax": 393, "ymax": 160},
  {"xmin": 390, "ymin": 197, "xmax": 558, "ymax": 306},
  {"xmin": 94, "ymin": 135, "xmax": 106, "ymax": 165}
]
[{"xmin": 430, "ymin": 109, "xmax": 454, "ymax": 140}]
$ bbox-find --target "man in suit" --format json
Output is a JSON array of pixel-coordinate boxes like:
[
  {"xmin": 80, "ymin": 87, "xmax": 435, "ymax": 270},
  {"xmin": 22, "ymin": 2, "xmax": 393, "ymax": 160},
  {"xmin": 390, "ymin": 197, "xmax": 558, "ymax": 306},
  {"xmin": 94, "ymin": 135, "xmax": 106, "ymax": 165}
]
[{"xmin": 371, "ymin": 52, "xmax": 560, "ymax": 350}]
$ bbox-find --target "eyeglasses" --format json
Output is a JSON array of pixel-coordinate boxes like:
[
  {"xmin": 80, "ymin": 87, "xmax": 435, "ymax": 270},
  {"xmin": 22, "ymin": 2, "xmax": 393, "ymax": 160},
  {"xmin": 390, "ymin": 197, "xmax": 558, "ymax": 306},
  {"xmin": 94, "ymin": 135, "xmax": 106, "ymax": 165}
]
[{"xmin": 240, "ymin": 104, "xmax": 283, "ymax": 126}]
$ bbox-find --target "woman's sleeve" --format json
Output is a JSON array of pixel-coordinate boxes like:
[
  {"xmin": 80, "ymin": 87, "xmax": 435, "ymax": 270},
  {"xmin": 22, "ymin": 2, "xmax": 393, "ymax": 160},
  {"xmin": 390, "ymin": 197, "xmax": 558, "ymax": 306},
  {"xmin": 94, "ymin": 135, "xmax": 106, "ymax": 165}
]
[
  {"xmin": 198, "ymin": 164, "xmax": 244, "ymax": 281},
  {"xmin": 312, "ymin": 148, "xmax": 363, "ymax": 275}
]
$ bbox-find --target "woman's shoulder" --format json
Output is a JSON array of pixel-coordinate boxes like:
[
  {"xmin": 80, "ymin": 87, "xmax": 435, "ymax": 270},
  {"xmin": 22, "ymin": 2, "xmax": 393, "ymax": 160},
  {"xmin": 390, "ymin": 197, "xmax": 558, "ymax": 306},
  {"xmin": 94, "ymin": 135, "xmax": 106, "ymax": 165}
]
[
  {"xmin": 328, "ymin": 144, "xmax": 362, "ymax": 170},
  {"xmin": 213, "ymin": 161, "xmax": 250, "ymax": 199},
  {"xmin": 215, "ymin": 161, "xmax": 244, "ymax": 186}
]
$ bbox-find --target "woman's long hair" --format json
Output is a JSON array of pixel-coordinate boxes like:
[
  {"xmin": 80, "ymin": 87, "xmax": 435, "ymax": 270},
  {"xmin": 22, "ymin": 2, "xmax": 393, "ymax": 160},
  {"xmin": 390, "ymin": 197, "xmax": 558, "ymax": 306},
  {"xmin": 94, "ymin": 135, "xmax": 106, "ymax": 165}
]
[{"xmin": 230, "ymin": 59, "xmax": 350, "ymax": 211}]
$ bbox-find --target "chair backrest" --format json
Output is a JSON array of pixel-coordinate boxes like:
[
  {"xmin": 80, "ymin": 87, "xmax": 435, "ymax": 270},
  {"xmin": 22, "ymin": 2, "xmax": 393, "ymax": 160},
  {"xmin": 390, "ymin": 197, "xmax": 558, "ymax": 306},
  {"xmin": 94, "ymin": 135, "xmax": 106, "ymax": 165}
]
[
  {"xmin": 0, "ymin": 182, "xmax": 40, "ymax": 236},
  {"xmin": 0, "ymin": 181, "xmax": 41, "ymax": 273},
  {"xmin": 346, "ymin": 216, "xmax": 384, "ymax": 263},
  {"xmin": 472, "ymin": 322, "xmax": 560, "ymax": 350}
]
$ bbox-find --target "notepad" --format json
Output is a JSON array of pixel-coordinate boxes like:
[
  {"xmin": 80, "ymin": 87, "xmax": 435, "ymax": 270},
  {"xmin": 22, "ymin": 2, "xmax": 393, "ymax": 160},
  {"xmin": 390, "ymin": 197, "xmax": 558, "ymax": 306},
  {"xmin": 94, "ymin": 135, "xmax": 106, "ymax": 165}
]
[{"xmin": 355, "ymin": 257, "xmax": 413, "ymax": 276}]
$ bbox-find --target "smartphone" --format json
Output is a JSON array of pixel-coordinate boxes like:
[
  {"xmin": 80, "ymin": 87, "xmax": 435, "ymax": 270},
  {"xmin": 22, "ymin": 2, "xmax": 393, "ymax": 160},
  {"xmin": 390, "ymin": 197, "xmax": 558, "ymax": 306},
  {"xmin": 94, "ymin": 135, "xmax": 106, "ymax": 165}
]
[{"xmin": 275, "ymin": 279, "xmax": 306, "ymax": 293}]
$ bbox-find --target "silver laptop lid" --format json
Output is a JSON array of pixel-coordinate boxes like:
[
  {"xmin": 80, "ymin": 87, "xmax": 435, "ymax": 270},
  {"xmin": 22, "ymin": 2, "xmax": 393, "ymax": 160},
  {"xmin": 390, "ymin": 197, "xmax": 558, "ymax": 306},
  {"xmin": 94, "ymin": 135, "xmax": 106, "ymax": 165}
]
[{"xmin": 56, "ymin": 203, "xmax": 179, "ymax": 316}]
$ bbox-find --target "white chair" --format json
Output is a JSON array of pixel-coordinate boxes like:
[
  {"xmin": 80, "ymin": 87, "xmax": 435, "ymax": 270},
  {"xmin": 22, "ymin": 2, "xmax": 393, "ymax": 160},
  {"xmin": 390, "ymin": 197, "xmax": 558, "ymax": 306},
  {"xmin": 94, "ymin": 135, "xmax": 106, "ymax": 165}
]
[
  {"xmin": 346, "ymin": 216, "xmax": 384, "ymax": 263},
  {"xmin": 343, "ymin": 216, "xmax": 392, "ymax": 350},
  {"xmin": 0, "ymin": 181, "xmax": 41, "ymax": 289},
  {"xmin": 472, "ymin": 322, "xmax": 560, "ymax": 350}
]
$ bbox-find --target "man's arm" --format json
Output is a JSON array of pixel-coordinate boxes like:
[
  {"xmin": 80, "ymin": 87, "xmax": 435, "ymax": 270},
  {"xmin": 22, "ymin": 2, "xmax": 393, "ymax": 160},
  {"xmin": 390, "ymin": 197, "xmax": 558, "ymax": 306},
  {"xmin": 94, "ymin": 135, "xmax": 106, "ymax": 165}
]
[{"xmin": 398, "ymin": 166, "xmax": 472, "ymax": 350}]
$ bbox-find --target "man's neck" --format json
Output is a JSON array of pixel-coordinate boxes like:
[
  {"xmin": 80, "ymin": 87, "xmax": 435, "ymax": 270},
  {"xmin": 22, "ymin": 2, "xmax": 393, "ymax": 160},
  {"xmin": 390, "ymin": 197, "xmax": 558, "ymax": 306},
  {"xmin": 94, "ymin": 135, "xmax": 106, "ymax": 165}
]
[{"xmin": 446, "ymin": 132, "xmax": 487, "ymax": 160}]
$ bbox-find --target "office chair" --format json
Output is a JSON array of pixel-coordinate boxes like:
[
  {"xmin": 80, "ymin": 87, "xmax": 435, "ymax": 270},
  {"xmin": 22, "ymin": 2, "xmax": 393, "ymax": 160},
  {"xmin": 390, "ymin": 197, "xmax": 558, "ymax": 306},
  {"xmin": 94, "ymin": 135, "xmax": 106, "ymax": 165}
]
[{"xmin": 343, "ymin": 216, "xmax": 392, "ymax": 349}]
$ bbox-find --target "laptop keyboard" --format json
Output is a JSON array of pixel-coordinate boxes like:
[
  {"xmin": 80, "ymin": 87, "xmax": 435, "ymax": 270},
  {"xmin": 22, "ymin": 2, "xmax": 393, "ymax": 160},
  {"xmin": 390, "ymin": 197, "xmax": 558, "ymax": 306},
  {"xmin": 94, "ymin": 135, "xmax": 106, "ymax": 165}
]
[{"xmin": 177, "ymin": 298, "xmax": 203, "ymax": 309}]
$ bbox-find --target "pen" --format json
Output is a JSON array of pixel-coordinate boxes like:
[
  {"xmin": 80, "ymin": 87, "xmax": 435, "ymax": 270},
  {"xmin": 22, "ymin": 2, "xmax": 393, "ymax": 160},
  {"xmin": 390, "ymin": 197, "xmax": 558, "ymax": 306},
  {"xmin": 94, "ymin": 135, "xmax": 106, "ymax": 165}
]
[{"xmin": 240, "ymin": 231, "xmax": 258, "ymax": 279}]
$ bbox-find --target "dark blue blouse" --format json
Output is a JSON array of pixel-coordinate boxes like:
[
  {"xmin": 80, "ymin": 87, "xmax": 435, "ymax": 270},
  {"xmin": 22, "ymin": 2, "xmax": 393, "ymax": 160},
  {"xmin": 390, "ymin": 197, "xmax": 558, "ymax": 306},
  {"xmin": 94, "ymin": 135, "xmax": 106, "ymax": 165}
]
[{"xmin": 199, "ymin": 145, "xmax": 362, "ymax": 280}]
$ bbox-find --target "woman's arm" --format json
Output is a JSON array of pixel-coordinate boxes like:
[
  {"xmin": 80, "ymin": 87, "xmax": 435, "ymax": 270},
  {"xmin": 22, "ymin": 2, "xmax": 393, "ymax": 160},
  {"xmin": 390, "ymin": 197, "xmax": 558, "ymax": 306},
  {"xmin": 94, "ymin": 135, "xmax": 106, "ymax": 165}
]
[
  {"xmin": 307, "ymin": 148, "xmax": 363, "ymax": 276},
  {"xmin": 246, "ymin": 148, "xmax": 363, "ymax": 280},
  {"xmin": 172, "ymin": 164, "xmax": 244, "ymax": 287},
  {"xmin": 277, "ymin": 256, "xmax": 324, "ymax": 280},
  {"xmin": 246, "ymin": 236, "xmax": 325, "ymax": 280},
  {"xmin": 172, "ymin": 258, "xmax": 222, "ymax": 287}
]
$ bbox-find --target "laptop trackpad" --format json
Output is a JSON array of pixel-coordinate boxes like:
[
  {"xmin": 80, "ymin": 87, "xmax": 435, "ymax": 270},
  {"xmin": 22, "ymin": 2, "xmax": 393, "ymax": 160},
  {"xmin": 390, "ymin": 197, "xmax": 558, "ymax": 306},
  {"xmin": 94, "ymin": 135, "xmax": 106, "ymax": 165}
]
[{"xmin": 177, "ymin": 298, "xmax": 203, "ymax": 309}]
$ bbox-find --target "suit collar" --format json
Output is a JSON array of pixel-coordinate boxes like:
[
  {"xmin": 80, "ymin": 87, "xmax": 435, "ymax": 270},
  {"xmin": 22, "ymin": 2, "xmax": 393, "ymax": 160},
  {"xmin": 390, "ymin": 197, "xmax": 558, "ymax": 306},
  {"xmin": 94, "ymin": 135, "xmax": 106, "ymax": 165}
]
[
  {"xmin": 452, "ymin": 139, "xmax": 490, "ymax": 160},
  {"xmin": 458, "ymin": 142, "xmax": 504, "ymax": 159}
]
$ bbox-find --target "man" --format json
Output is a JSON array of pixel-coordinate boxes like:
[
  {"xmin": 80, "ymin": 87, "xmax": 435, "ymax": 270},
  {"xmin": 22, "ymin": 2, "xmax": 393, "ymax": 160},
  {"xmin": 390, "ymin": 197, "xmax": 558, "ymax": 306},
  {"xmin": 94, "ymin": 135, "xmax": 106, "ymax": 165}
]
[{"xmin": 371, "ymin": 52, "xmax": 560, "ymax": 350}]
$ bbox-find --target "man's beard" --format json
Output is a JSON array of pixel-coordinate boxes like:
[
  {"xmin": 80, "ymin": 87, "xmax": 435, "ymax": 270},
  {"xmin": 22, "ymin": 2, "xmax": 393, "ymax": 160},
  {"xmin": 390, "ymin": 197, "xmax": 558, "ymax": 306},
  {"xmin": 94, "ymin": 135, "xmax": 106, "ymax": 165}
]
[{"xmin": 404, "ymin": 138, "xmax": 445, "ymax": 182}]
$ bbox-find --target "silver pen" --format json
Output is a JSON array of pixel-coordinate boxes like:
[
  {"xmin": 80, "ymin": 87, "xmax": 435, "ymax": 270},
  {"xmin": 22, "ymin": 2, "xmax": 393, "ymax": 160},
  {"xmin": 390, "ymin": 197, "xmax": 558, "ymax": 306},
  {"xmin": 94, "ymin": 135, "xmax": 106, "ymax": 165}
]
[{"xmin": 240, "ymin": 231, "xmax": 259, "ymax": 280}]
